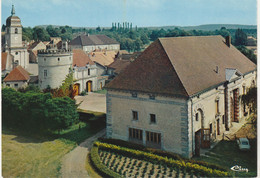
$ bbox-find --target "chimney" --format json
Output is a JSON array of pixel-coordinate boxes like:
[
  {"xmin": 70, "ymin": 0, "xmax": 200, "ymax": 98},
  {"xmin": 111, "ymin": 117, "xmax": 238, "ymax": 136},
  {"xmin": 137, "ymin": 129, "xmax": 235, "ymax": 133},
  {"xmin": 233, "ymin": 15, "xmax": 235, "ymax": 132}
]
[{"xmin": 225, "ymin": 36, "xmax": 231, "ymax": 47}]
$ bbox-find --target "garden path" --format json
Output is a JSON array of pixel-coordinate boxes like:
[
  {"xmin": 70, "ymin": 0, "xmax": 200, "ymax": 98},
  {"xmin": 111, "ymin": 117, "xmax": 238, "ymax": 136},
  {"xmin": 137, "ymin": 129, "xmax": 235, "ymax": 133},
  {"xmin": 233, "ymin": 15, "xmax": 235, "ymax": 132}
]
[{"xmin": 60, "ymin": 129, "xmax": 106, "ymax": 178}]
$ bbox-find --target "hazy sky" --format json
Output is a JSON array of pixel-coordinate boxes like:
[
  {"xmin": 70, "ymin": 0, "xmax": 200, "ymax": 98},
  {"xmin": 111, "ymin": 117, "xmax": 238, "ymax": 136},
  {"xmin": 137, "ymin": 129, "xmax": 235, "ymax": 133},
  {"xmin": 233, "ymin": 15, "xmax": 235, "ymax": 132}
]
[{"xmin": 1, "ymin": 0, "xmax": 257, "ymax": 28}]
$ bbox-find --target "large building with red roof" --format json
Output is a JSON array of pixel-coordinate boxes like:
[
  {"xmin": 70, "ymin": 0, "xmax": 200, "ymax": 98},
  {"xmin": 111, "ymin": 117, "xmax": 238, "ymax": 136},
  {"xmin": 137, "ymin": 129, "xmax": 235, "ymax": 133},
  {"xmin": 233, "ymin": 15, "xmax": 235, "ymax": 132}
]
[{"xmin": 105, "ymin": 36, "xmax": 256, "ymax": 158}]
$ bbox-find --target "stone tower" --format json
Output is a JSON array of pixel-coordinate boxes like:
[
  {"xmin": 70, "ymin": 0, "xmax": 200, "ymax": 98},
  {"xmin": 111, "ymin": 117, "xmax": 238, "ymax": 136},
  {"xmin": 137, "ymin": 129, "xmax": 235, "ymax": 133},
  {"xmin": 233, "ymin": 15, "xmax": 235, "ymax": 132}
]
[
  {"xmin": 38, "ymin": 49, "xmax": 73, "ymax": 89},
  {"xmin": 4, "ymin": 5, "xmax": 29, "ymax": 69}
]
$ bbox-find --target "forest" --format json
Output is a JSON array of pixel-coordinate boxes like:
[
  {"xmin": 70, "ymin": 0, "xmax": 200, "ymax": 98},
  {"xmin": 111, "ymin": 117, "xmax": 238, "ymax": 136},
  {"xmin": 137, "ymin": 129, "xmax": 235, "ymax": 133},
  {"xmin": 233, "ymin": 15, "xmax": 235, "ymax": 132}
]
[{"xmin": 2, "ymin": 23, "xmax": 257, "ymax": 63}]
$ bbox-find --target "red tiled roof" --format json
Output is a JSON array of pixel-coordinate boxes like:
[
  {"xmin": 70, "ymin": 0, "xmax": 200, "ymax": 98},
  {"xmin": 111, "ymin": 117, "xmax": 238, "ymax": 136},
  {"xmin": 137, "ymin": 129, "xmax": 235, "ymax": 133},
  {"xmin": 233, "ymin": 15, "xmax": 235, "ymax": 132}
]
[
  {"xmin": 73, "ymin": 49, "xmax": 94, "ymax": 67},
  {"xmin": 89, "ymin": 51, "xmax": 116, "ymax": 66},
  {"xmin": 105, "ymin": 36, "xmax": 256, "ymax": 97},
  {"xmin": 4, "ymin": 65, "xmax": 30, "ymax": 82},
  {"xmin": 70, "ymin": 34, "xmax": 119, "ymax": 46},
  {"xmin": 108, "ymin": 59, "xmax": 131, "ymax": 74},
  {"xmin": 2, "ymin": 52, "xmax": 7, "ymax": 71}
]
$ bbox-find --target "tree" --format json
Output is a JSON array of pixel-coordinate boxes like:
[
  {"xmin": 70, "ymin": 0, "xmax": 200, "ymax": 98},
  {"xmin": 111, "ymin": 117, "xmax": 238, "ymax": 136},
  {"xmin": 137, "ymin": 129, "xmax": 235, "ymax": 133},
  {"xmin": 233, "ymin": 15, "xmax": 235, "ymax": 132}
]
[
  {"xmin": 241, "ymin": 86, "xmax": 257, "ymax": 133},
  {"xmin": 96, "ymin": 26, "xmax": 101, "ymax": 32},
  {"xmin": 236, "ymin": 45, "xmax": 257, "ymax": 64},
  {"xmin": 134, "ymin": 38, "xmax": 143, "ymax": 51},
  {"xmin": 33, "ymin": 27, "xmax": 50, "ymax": 41},
  {"xmin": 2, "ymin": 24, "xmax": 6, "ymax": 32},
  {"xmin": 140, "ymin": 34, "xmax": 149, "ymax": 44},
  {"xmin": 235, "ymin": 29, "xmax": 247, "ymax": 46}
]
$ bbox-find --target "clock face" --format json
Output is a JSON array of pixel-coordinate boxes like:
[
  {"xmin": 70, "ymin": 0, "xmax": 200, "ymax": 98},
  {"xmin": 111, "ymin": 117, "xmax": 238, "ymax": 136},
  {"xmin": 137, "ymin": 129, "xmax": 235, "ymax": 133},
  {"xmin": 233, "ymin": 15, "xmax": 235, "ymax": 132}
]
[{"xmin": 14, "ymin": 36, "xmax": 18, "ymax": 41}]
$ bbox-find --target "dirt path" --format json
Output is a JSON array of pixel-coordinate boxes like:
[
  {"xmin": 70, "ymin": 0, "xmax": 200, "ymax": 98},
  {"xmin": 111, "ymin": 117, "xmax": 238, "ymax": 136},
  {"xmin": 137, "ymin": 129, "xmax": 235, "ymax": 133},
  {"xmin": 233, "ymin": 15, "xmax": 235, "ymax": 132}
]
[{"xmin": 60, "ymin": 129, "xmax": 106, "ymax": 178}]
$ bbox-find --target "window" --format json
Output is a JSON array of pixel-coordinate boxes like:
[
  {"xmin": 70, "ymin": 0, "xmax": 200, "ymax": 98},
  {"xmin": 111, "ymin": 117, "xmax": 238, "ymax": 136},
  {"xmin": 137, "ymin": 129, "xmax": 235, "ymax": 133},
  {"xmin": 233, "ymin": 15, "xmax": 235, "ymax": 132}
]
[
  {"xmin": 6, "ymin": 84, "xmax": 10, "ymax": 87},
  {"xmin": 129, "ymin": 128, "xmax": 143, "ymax": 140},
  {"xmin": 146, "ymin": 131, "xmax": 161, "ymax": 144},
  {"xmin": 44, "ymin": 58, "xmax": 46, "ymax": 61},
  {"xmin": 209, "ymin": 123, "xmax": 212, "ymax": 134},
  {"xmin": 15, "ymin": 28, "xmax": 18, "ymax": 34},
  {"xmin": 149, "ymin": 94, "xmax": 155, "ymax": 100},
  {"xmin": 150, "ymin": 114, "xmax": 156, "ymax": 124},
  {"xmin": 88, "ymin": 69, "xmax": 90, "ymax": 75},
  {"xmin": 215, "ymin": 100, "xmax": 219, "ymax": 114},
  {"xmin": 243, "ymin": 86, "xmax": 246, "ymax": 95},
  {"xmin": 14, "ymin": 83, "xmax": 18, "ymax": 88},
  {"xmin": 15, "ymin": 52, "xmax": 18, "ymax": 55},
  {"xmin": 195, "ymin": 113, "xmax": 199, "ymax": 121},
  {"xmin": 132, "ymin": 111, "xmax": 138, "ymax": 120},
  {"xmin": 222, "ymin": 115, "xmax": 225, "ymax": 124},
  {"xmin": 58, "ymin": 58, "xmax": 60, "ymax": 61},
  {"xmin": 44, "ymin": 70, "xmax": 47, "ymax": 77},
  {"xmin": 132, "ymin": 92, "xmax": 137, "ymax": 98}
]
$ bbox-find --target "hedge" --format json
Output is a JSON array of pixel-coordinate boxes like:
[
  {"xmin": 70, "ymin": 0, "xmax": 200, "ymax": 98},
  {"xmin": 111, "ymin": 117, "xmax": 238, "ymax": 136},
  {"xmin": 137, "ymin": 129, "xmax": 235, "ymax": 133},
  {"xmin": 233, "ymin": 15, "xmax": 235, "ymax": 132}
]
[
  {"xmin": 94, "ymin": 141, "xmax": 230, "ymax": 177},
  {"xmin": 90, "ymin": 146, "xmax": 123, "ymax": 178},
  {"xmin": 98, "ymin": 137, "xmax": 226, "ymax": 172}
]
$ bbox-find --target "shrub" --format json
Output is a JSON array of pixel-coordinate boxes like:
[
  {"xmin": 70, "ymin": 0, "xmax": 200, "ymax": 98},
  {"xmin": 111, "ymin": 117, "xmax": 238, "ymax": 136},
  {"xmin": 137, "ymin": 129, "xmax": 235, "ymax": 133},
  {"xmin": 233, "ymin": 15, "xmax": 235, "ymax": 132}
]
[
  {"xmin": 90, "ymin": 146, "xmax": 123, "ymax": 178},
  {"xmin": 2, "ymin": 88, "xmax": 79, "ymax": 133},
  {"xmin": 94, "ymin": 141, "xmax": 230, "ymax": 177},
  {"xmin": 98, "ymin": 137, "xmax": 226, "ymax": 171},
  {"xmin": 80, "ymin": 90, "xmax": 87, "ymax": 96}
]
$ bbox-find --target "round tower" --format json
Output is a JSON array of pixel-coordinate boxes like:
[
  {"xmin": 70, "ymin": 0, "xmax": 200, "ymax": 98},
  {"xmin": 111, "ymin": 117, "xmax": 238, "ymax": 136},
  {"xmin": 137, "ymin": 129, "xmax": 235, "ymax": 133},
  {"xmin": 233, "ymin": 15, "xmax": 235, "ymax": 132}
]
[{"xmin": 38, "ymin": 49, "xmax": 73, "ymax": 89}]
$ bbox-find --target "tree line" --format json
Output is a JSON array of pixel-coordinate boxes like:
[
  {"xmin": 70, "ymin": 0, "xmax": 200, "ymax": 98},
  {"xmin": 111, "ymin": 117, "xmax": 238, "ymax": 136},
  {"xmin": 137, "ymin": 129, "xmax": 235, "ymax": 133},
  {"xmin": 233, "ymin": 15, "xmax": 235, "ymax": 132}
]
[{"xmin": 1, "ymin": 23, "xmax": 256, "ymax": 62}]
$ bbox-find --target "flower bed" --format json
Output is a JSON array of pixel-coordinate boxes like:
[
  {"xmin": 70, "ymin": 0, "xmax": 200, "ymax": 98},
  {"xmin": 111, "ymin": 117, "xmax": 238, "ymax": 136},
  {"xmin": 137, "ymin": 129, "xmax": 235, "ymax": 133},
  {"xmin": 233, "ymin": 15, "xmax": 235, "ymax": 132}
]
[{"xmin": 93, "ymin": 141, "xmax": 230, "ymax": 177}]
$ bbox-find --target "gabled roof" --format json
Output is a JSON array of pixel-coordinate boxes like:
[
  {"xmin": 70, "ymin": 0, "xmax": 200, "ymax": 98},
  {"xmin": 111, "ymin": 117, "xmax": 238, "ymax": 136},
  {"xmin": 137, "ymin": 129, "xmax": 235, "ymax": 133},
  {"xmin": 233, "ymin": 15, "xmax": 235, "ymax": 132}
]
[
  {"xmin": 4, "ymin": 65, "xmax": 30, "ymax": 82},
  {"xmin": 73, "ymin": 49, "xmax": 94, "ymax": 67},
  {"xmin": 89, "ymin": 51, "xmax": 116, "ymax": 66},
  {"xmin": 69, "ymin": 34, "xmax": 119, "ymax": 46},
  {"xmin": 105, "ymin": 36, "xmax": 256, "ymax": 97},
  {"xmin": 2, "ymin": 52, "xmax": 8, "ymax": 71},
  {"xmin": 108, "ymin": 59, "xmax": 131, "ymax": 74}
]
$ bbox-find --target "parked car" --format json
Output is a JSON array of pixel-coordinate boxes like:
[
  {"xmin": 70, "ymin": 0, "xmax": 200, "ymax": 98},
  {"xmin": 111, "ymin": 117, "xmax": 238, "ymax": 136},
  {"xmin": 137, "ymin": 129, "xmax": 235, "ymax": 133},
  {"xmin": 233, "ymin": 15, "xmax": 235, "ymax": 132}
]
[{"xmin": 237, "ymin": 138, "xmax": 250, "ymax": 151}]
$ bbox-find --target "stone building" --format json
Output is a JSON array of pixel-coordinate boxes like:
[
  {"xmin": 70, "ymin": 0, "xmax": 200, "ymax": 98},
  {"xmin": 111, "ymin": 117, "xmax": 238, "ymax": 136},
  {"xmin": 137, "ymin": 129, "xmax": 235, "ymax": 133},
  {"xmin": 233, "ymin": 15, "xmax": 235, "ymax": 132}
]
[
  {"xmin": 38, "ymin": 49, "xmax": 73, "ymax": 89},
  {"xmin": 69, "ymin": 34, "xmax": 120, "ymax": 53},
  {"xmin": 3, "ymin": 65, "xmax": 30, "ymax": 89},
  {"xmin": 2, "ymin": 5, "xmax": 29, "ymax": 71},
  {"xmin": 105, "ymin": 36, "xmax": 256, "ymax": 158}
]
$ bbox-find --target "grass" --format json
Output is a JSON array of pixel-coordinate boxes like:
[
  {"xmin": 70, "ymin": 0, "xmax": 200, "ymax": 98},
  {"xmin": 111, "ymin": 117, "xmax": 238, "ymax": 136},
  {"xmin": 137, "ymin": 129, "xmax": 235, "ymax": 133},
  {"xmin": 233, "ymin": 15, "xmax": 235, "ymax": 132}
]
[
  {"xmin": 193, "ymin": 139, "xmax": 257, "ymax": 177},
  {"xmin": 86, "ymin": 153, "xmax": 102, "ymax": 178},
  {"xmin": 2, "ymin": 112, "xmax": 106, "ymax": 178},
  {"xmin": 93, "ymin": 89, "xmax": 107, "ymax": 94}
]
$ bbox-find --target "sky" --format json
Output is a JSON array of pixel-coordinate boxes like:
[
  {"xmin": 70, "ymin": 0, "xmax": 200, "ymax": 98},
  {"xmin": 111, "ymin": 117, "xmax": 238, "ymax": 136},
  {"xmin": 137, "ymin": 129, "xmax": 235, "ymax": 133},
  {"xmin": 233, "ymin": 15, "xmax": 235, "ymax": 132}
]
[{"xmin": 1, "ymin": 0, "xmax": 257, "ymax": 28}]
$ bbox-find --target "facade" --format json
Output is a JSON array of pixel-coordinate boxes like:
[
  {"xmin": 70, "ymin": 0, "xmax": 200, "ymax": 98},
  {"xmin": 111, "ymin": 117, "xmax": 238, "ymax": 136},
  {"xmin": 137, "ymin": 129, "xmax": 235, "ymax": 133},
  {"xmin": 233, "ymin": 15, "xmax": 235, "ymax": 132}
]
[
  {"xmin": 3, "ymin": 5, "xmax": 29, "ymax": 70},
  {"xmin": 105, "ymin": 36, "xmax": 256, "ymax": 158},
  {"xmin": 3, "ymin": 65, "xmax": 30, "ymax": 89},
  {"xmin": 38, "ymin": 49, "xmax": 73, "ymax": 89},
  {"xmin": 69, "ymin": 34, "xmax": 120, "ymax": 53}
]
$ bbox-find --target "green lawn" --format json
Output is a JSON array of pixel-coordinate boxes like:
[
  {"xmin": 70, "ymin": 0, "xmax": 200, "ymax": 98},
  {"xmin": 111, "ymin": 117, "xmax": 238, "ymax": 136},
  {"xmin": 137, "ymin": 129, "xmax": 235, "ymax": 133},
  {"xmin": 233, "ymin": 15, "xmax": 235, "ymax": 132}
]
[
  {"xmin": 193, "ymin": 139, "xmax": 257, "ymax": 177},
  {"xmin": 93, "ymin": 89, "xmax": 107, "ymax": 94},
  {"xmin": 2, "ymin": 114, "xmax": 106, "ymax": 178}
]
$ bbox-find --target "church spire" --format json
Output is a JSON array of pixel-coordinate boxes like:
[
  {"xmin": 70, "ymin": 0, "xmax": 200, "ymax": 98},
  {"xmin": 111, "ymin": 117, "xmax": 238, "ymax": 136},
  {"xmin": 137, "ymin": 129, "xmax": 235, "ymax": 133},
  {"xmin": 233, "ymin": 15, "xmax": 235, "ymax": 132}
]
[{"xmin": 11, "ymin": 5, "xmax": 15, "ymax": 16}]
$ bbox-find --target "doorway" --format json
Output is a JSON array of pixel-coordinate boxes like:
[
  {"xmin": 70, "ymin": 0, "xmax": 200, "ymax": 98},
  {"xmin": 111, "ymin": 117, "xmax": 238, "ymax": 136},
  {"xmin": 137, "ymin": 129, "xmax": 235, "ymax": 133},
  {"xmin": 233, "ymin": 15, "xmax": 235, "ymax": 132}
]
[
  {"xmin": 86, "ymin": 81, "xmax": 92, "ymax": 92},
  {"xmin": 73, "ymin": 83, "xmax": 80, "ymax": 95}
]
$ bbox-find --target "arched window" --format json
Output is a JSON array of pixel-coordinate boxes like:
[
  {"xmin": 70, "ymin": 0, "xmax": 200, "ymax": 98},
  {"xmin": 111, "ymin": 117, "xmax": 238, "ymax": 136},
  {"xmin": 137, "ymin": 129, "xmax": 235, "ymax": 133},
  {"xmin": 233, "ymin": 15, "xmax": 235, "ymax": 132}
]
[
  {"xmin": 15, "ymin": 28, "xmax": 18, "ymax": 34},
  {"xmin": 58, "ymin": 58, "xmax": 60, "ymax": 61}
]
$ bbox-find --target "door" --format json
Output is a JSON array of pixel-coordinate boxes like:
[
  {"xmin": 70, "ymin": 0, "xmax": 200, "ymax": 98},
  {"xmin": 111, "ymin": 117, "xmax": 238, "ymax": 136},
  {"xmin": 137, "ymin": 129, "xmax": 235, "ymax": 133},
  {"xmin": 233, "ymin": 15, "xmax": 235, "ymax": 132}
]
[
  {"xmin": 217, "ymin": 119, "xmax": 220, "ymax": 135},
  {"xmin": 201, "ymin": 129, "xmax": 210, "ymax": 148},
  {"xmin": 195, "ymin": 130, "xmax": 201, "ymax": 156},
  {"xmin": 86, "ymin": 81, "xmax": 92, "ymax": 92},
  {"xmin": 73, "ymin": 84, "xmax": 80, "ymax": 95}
]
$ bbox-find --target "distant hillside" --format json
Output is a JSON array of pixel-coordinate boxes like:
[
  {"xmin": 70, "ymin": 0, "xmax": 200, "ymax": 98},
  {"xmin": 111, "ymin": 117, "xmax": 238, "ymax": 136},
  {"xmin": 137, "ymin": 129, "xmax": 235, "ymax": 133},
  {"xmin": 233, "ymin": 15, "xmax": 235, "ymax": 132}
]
[
  {"xmin": 36, "ymin": 24, "xmax": 257, "ymax": 31},
  {"xmin": 149, "ymin": 24, "xmax": 257, "ymax": 31}
]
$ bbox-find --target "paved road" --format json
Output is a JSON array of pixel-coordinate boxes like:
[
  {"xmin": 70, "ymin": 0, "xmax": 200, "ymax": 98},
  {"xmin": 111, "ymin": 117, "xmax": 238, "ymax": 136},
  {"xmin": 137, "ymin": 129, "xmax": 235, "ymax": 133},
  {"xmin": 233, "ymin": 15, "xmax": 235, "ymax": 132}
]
[
  {"xmin": 60, "ymin": 129, "xmax": 106, "ymax": 178},
  {"xmin": 75, "ymin": 93, "xmax": 106, "ymax": 113}
]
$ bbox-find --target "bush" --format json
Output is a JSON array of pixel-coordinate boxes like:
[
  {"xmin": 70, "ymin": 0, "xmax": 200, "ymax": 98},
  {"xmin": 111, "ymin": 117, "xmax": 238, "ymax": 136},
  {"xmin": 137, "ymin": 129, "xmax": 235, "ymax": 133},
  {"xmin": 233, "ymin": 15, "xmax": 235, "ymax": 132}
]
[
  {"xmin": 94, "ymin": 141, "xmax": 230, "ymax": 177},
  {"xmin": 98, "ymin": 137, "xmax": 226, "ymax": 171},
  {"xmin": 2, "ymin": 88, "xmax": 79, "ymax": 133},
  {"xmin": 90, "ymin": 146, "xmax": 123, "ymax": 178},
  {"xmin": 80, "ymin": 90, "xmax": 87, "ymax": 96}
]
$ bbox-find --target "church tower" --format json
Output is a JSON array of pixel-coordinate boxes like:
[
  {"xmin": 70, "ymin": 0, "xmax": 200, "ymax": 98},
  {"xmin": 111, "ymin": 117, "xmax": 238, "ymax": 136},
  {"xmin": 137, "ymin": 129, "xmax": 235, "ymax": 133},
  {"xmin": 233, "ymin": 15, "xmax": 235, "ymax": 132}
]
[{"xmin": 4, "ymin": 5, "xmax": 29, "ymax": 69}]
